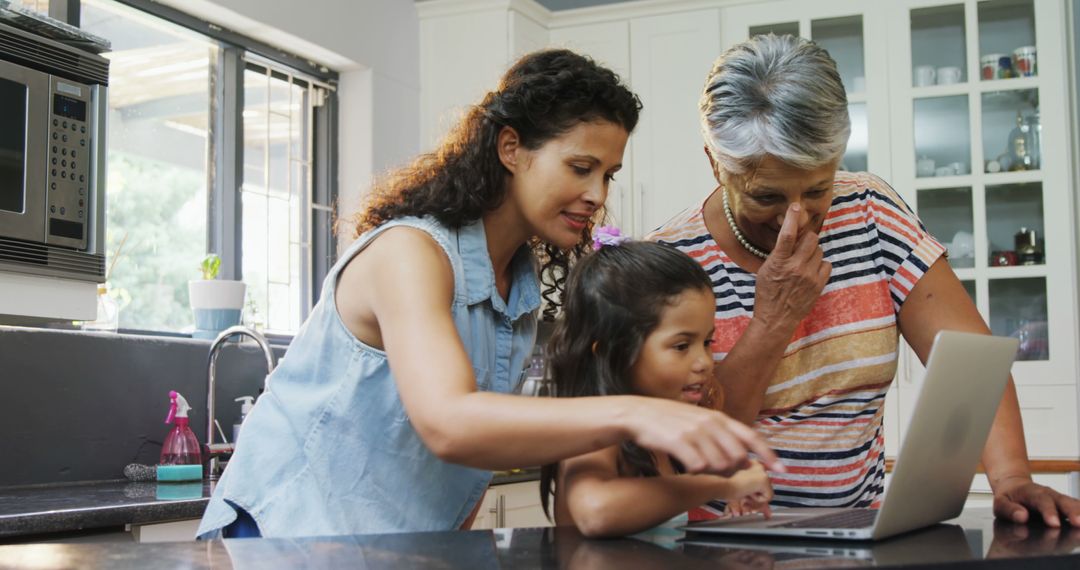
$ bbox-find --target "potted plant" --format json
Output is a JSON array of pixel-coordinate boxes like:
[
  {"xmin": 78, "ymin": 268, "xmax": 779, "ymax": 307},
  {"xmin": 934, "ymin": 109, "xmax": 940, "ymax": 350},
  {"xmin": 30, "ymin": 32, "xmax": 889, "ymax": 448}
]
[{"xmin": 188, "ymin": 254, "xmax": 246, "ymax": 339}]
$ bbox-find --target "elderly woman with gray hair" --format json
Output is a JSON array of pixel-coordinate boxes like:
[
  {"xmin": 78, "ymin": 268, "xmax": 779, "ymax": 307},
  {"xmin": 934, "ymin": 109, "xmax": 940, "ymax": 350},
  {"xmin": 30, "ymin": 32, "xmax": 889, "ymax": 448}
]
[{"xmin": 648, "ymin": 34, "xmax": 1080, "ymax": 526}]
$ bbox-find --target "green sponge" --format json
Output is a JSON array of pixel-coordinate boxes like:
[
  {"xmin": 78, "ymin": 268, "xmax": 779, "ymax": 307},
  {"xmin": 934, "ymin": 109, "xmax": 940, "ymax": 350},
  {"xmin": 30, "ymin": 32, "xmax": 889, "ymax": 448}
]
[{"xmin": 156, "ymin": 464, "xmax": 203, "ymax": 482}]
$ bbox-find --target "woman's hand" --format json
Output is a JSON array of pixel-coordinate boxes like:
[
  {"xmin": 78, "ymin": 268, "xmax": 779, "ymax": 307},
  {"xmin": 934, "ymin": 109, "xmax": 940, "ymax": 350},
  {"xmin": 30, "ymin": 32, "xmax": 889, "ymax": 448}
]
[
  {"xmin": 624, "ymin": 398, "xmax": 785, "ymax": 476},
  {"xmin": 753, "ymin": 203, "xmax": 831, "ymax": 331}
]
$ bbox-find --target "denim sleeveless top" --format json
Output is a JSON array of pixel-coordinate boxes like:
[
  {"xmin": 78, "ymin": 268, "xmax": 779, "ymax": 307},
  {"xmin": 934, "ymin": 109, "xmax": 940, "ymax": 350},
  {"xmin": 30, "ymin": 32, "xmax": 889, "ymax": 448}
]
[{"xmin": 196, "ymin": 216, "xmax": 540, "ymax": 538}]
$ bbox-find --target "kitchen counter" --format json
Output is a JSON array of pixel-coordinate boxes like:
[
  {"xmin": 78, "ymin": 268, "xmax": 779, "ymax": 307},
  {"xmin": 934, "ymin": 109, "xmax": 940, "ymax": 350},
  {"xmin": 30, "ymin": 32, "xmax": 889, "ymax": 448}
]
[
  {"xmin": 0, "ymin": 479, "xmax": 211, "ymax": 539},
  {"xmin": 0, "ymin": 469, "xmax": 541, "ymax": 540},
  {"xmin": 0, "ymin": 509, "xmax": 1078, "ymax": 568}
]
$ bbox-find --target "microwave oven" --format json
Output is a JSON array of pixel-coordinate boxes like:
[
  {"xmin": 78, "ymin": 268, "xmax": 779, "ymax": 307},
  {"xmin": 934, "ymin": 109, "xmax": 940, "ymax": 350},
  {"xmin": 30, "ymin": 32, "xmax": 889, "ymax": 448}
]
[{"xmin": 0, "ymin": 20, "xmax": 108, "ymax": 283}]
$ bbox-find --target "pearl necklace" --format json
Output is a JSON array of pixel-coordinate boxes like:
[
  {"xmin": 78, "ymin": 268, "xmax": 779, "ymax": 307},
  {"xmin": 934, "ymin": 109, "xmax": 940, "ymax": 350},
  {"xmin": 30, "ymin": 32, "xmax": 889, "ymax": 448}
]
[{"xmin": 721, "ymin": 188, "xmax": 769, "ymax": 259}]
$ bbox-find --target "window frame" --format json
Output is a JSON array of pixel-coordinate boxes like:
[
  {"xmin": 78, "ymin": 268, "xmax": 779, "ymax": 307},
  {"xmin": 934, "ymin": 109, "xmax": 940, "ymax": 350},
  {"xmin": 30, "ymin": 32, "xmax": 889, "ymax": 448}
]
[{"xmin": 82, "ymin": 0, "xmax": 340, "ymax": 341}]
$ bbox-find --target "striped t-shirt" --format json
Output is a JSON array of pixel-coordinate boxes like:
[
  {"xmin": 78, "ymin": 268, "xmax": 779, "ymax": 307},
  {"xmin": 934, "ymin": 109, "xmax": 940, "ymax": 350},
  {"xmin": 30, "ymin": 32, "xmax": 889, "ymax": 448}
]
[{"xmin": 648, "ymin": 171, "xmax": 945, "ymax": 509}]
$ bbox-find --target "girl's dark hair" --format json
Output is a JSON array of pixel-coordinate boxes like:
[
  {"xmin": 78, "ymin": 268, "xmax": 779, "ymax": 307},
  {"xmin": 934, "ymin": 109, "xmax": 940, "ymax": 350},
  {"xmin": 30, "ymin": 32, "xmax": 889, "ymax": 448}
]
[
  {"xmin": 349, "ymin": 49, "xmax": 642, "ymax": 319},
  {"xmin": 539, "ymin": 241, "xmax": 714, "ymax": 519}
]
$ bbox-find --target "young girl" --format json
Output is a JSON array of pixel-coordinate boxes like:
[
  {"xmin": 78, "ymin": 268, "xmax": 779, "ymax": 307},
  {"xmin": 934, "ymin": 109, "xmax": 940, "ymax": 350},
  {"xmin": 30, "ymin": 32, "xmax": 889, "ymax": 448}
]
[
  {"xmin": 197, "ymin": 49, "xmax": 780, "ymax": 540},
  {"xmin": 543, "ymin": 231, "xmax": 775, "ymax": 538}
]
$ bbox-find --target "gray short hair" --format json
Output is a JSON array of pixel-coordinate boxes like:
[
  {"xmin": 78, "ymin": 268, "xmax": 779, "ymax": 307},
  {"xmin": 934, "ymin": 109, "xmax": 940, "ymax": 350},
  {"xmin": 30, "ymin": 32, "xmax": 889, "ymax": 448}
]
[{"xmin": 700, "ymin": 34, "xmax": 850, "ymax": 176}]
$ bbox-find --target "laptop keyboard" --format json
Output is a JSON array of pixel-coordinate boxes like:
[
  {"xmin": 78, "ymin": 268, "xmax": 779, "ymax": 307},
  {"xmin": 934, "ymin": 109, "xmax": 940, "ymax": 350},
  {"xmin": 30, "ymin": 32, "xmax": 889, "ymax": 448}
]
[{"xmin": 774, "ymin": 509, "xmax": 878, "ymax": 529}]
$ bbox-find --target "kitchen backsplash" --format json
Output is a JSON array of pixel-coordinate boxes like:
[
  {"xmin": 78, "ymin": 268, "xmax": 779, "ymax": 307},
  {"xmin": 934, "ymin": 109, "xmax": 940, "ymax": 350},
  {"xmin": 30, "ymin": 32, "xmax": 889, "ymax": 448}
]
[{"xmin": 0, "ymin": 326, "xmax": 283, "ymax": 487}]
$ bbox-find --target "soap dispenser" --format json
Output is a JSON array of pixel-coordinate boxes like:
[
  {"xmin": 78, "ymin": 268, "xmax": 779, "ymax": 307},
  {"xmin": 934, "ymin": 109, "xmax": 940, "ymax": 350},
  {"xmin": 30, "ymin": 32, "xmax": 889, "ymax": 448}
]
[
  {"xmin": 233, "ymin": 395, "xmax": 255, "ymax": 445},
  {"xmin": 161, "ymin": 391, "xmax": 202, "ymax": 466}
]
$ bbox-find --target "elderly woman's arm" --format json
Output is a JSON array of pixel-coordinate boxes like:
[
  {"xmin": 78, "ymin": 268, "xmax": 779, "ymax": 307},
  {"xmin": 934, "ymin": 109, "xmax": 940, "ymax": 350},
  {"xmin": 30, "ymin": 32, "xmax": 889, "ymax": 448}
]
[
  {"xmin": 712, "ymin": 204, "xmax": 832, "ymax": 425},
  {"xmin": 899, "ymin": 258, "xmax": 1080, "ymax": 528}
]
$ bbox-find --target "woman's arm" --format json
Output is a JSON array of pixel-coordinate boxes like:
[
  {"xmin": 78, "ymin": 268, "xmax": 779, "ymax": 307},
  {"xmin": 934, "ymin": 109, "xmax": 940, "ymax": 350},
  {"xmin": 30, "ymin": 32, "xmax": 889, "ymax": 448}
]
[
  {"xmin": 713, "ymin": 204, "xmax": 831, "ymax": 424},
  {"xmin": 338, "ymin": 227, "xmax": 782, "ymax": 475},
  {"xmin": 558, "ymin": 447, "xmax": 771, "ymax": 538},
  {"xmin": 899, "ymin": 258, "xmax": 1080, "ymax": 527}
]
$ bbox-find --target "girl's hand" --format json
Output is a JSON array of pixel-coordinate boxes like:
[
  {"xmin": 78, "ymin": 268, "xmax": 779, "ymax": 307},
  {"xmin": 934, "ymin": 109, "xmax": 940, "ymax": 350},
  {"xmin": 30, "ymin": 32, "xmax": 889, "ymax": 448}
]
[
  {"xmin": 625, "ymin": 398, "xmax": 785, "ymax": 476},
  {"xmin": 722, "ymin": 461, "xmax": 774, "ymax": 518},
  {"xmin": 724, "ymin": 494, "xmax": 773, "ymax": 519}
]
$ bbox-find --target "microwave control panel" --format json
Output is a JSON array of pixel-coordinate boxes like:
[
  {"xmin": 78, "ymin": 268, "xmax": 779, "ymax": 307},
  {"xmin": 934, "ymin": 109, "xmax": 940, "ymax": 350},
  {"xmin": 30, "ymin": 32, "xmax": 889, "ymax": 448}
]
[{"xmin": 45, "ymin": 77, "xmax": 92, "ymax": 250}]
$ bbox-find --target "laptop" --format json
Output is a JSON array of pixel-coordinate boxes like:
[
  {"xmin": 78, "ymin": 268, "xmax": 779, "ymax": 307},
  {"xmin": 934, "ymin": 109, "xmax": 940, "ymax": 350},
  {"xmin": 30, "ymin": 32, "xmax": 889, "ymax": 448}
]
[{"xmin": 679, "ymin": 330, "xmax": 1019, "ymax": 541}]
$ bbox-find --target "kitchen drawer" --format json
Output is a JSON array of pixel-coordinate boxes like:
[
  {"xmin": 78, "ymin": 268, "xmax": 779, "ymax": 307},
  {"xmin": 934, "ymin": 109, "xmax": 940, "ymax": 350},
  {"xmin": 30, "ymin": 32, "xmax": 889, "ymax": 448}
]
[{"xmin": 471, "ymin": 480, "xmax": 551, "ymax": 529}]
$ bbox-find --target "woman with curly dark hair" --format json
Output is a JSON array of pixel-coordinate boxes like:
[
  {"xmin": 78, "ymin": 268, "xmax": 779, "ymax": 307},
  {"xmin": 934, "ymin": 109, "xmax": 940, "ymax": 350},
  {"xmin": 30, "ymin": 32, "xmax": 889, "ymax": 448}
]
[{"xmin": 197, "ymin": 49, "xmax": 779, "ymax": 540}]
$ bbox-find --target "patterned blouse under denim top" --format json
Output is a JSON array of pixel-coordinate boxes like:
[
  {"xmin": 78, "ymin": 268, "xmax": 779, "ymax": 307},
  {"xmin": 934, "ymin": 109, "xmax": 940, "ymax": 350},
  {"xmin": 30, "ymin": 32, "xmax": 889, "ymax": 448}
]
[
  {"xmin": 197, "ymin": 216, "xmax": 540, "ymax": 538},
  {"xmin": 648, "ymin": 172, "xmax": 945, "ymax": 513}
]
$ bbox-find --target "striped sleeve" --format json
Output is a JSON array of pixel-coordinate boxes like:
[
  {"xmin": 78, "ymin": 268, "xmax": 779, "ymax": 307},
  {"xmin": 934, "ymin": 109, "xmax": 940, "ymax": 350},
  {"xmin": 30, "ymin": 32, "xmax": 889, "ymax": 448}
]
[{"xmin": 861, "ymin": 175, "xmax": 946, "ymax": 312}]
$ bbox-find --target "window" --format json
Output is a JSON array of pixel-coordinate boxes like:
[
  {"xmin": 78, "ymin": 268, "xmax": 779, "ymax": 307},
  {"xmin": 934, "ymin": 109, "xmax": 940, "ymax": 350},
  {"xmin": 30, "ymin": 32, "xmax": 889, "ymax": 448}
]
[
  {"xmin": 242, "ymin": 62, "xmax": 323, "ymax": 333},
  {"xmin": 11, "ymin": 0, "xmax": 50, "ymax": 15},
  {"xmin": 77, "ymin": 0, "xmax": 337, "ymax": 335},
  {"xmin": 81, "ymin": 0, "xmax": 212, "ymax": 331}
]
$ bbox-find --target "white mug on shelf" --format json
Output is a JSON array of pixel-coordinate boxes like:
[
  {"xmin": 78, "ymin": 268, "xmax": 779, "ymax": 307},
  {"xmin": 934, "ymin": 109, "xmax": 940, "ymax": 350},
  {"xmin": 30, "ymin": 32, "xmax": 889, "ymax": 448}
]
[
  {"xmin": 913, "ymin": 65, "xmax": 936, "ymax": 87},
  {"xmin": 916, "ymin": 156, "xmax": 936, "ymax": 177},
  {"xmin": 935, "ymin": 166, "xmax": 954, "ymax": 177},
  {"xmin": 937, "ymin": 66, "xmax": 962, "ymax": 85},
  {"xmin": 948, "ymin": 161, "xmax": 968, "ymax": 175}
]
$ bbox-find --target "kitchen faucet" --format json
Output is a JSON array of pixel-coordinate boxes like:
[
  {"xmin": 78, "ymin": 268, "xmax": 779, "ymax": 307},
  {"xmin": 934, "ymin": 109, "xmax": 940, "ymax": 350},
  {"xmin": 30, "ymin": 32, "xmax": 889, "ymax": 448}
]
[{"xmin": 206, "ymin": 325, "xmax": 275, "ymax": 479}]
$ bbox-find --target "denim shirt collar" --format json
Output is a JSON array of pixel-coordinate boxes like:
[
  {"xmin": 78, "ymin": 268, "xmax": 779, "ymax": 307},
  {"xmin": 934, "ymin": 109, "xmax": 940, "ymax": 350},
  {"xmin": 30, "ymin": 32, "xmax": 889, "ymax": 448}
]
[{"xmin": 458, "ymin": 220, "xmax": 541, "ymax": 321}]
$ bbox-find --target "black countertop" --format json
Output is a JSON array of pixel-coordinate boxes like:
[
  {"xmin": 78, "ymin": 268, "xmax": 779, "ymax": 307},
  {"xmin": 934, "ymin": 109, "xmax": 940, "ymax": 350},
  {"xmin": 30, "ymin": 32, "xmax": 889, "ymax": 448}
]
[
  {"xmin": 1, "ymin": 509, "xmax": 1079, "ymax": 568},
  {"xmin": 0, "ymin": 479, "xmax": 211, "ymax": 538},
  {"xmin": 0, "ymin": 469, "xmax": 541, "ymax": 539}
]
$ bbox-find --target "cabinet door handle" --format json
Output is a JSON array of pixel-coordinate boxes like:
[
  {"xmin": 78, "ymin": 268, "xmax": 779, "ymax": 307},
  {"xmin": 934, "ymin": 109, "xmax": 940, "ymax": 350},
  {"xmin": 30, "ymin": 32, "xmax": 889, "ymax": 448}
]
[
  {"xmin": 496, "ymin": 494, "xmax": 506, "ymax": 528},
  {"xmin": 638, "ymin": 183, "xmax": 646, "ymax": 236},
  {"xmin": 618, "ymin": 184, "xmax": 627, "ymax": 228}
]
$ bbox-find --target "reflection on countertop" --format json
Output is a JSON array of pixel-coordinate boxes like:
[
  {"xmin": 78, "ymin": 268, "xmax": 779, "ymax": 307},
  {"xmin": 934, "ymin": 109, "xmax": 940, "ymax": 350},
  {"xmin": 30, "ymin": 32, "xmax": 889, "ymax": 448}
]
[{"xmin": 1, "ymin": 508, "xmax": 1079, "ymax": 569}]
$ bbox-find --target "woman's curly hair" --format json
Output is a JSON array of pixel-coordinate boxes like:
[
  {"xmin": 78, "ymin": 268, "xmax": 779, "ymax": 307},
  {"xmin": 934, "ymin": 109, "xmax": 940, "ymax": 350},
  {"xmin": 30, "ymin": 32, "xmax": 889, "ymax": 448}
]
[{"xmin": 349, "ymin": 49, "xmax": 642, "ymax": 319}]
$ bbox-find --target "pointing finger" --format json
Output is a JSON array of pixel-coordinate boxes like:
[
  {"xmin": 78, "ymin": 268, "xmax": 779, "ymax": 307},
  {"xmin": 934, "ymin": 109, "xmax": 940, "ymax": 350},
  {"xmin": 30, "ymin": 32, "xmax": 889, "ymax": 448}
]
[{"xmin": 771, "ymin": 203, "xmax": 801, "ymax": 259}]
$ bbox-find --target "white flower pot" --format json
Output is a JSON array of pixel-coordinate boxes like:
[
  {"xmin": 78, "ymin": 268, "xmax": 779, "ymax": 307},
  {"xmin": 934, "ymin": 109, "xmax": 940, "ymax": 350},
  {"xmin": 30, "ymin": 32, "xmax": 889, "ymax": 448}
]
[{"xmin": 188, "ymin": 280, "xmax": 246, "ymax": 339}]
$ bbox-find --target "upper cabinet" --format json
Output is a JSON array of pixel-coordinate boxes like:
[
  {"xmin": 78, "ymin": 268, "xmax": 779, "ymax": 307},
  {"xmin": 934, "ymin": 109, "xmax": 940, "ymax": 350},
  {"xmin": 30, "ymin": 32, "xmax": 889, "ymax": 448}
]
[
  {"xmin": 627, "ymin": 10, "xmax": 720, "ymax": 236},
  {"xmin": 720, "ymin": 0, "xmax": 892, "ymax": 181},
  {"xmin": 551, "ymin": 10, "xmax": 720, "ymax": 236},
  {"xmin": 885, "ymin": 0, "xmax": 1077, "ymax": 458},
  {"xmin": 417, "ymin": 2, "xmax": 548, "ymax": 149},
  {"xmin": 549, "ymin": 21, "xmax": 635, "ymax": 233}
]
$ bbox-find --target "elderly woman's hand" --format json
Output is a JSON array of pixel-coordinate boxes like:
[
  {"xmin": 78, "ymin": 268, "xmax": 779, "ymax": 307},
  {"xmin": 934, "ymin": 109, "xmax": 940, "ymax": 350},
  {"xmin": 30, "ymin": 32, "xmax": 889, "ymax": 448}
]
[{"xmin": 752, "ymin": 203, "xmax": 832, "ymax": 331}]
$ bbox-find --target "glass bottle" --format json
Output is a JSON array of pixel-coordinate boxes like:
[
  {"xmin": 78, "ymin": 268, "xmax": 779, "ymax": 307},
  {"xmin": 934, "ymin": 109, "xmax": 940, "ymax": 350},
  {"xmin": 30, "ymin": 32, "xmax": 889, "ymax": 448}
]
[
  {"xmin": 1024, "ymin": 111, "xmax": 1041, "ymax": 170},
  {"xmin": 1014, "ymin": 227, "xmax": 1039, "ymax": 266},
  {"xmin": 1006, "ymin": 112, "xmax": 1033, "ymax": 171},
  {"xmin": 81, "ymin": 284, "xmax": 119, "ymax": 332}
]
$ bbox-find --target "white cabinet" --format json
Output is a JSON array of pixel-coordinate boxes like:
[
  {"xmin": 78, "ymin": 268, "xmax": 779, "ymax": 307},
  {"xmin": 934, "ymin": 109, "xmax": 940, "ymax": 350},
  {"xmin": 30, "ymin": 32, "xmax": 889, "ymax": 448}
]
[
  {"xmin": 128, "ymin": 518, "xmax": 201, "ymax": 543},
  {"xmin": 417, "ymin": 1, "xmax": 549, "ymax": 149},
  {"xmin": 550, "ymin": 21, "xmax": 636, "ymax": 232},
  {"xmin": 720, "ymin": 0, "xmax": 893, "ymax": 181},
  {"xmin": 471, "ymin": 480, "xmax": 551, "ymax": 530},
  {"xmin": 885, "ymin": 0, "xmax": 1078, "ymax": 460},
  {"xmin": 719, "ymin": 0, "xmax": 1079, "ymax": 463},
  {"xmin": 628, "ymin": 10, "xmax": 720, "ymax": 236}
]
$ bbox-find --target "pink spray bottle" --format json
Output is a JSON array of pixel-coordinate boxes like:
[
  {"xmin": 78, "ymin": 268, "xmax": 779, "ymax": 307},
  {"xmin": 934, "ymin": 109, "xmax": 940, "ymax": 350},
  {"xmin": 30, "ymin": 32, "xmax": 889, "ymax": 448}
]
[{"xmin": 161, "ymin": 390, "xmax": 202, "ymax": 466}]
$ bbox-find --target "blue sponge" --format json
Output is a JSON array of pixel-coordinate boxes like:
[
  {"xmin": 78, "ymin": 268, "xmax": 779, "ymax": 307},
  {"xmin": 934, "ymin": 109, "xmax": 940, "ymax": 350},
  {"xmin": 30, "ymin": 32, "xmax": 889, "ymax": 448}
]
[{"xmin": 156, "ymin": 464, "xmax": 203, "ymax": 482}]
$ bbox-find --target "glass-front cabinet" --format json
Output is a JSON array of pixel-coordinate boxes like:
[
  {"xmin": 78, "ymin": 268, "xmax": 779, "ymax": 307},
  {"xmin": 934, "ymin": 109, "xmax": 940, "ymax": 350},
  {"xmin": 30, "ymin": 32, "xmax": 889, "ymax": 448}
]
[
  {"xmin": 722, "ymin": 0, "xmax": 1077, "ymax": 462},
  {"xmin": 721, "ymin": 0, "xmax": 890, "ymax": 180},
  {"xmin": 889, "ymin": 0, "xmax": 1076, "ymax": 460}
]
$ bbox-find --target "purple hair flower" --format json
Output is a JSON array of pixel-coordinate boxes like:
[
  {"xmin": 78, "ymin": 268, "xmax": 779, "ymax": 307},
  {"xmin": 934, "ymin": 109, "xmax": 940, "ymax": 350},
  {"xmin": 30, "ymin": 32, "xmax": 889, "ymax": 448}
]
[{"xmin": 592, "ymin": 226, "xmax": 631, "ymax": 250}]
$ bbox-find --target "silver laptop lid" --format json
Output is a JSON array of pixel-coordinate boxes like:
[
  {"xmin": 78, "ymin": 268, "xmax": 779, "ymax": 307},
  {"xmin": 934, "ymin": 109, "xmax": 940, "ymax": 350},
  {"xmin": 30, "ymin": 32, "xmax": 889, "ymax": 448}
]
[{"xmin": 872, "ymin": 331, "xmax": 1018, "ymax": 539}]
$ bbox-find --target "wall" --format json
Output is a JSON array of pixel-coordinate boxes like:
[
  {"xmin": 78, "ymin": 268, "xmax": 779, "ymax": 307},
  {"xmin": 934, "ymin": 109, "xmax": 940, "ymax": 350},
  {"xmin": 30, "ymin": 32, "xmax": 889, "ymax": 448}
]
[{"xmin": 0, "ymin": 327, "xmax": 284, "ymax": 487}]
